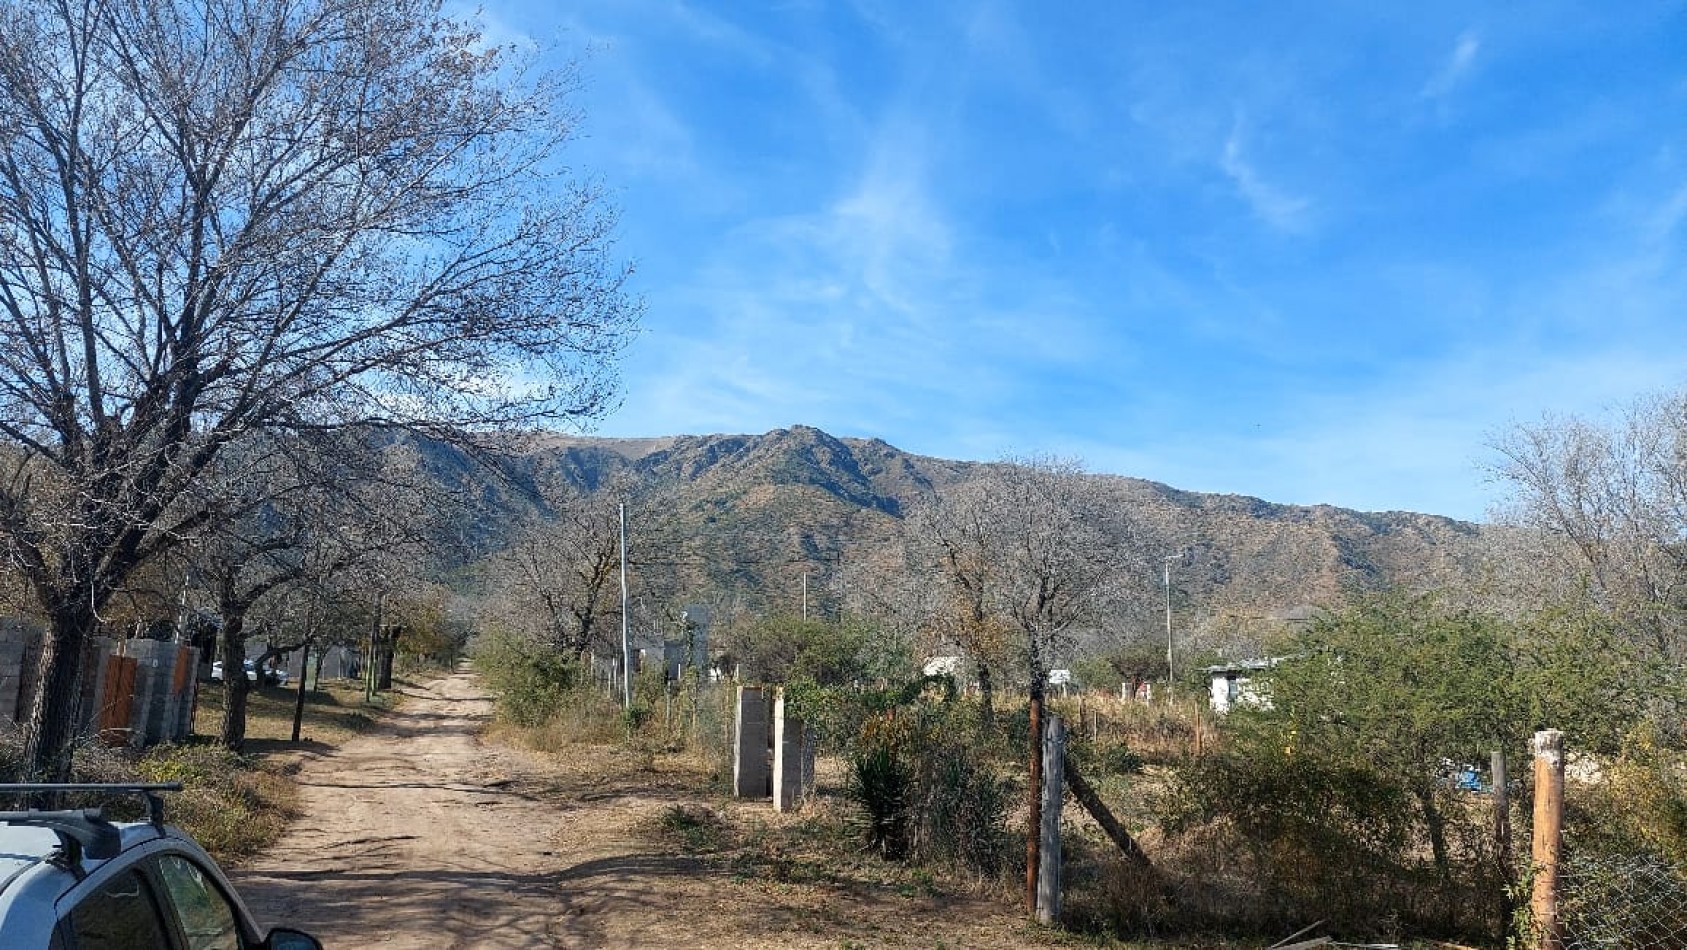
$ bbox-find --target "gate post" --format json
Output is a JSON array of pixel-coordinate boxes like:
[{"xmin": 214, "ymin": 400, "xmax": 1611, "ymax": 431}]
[
  {"xmin": 773, "ymin": 688, "xmax": 813, "ymax": 811},
  {"xmin": 1531, "ymin": 729, "xmax": 1564, "ymax": 950},
  {"xmin": 1036, "ymin": 714, "xmax": 1065, "ymax": 924}
]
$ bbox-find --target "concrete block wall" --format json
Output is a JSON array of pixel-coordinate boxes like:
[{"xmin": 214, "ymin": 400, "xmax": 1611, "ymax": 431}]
[
  {"xmin": 0, "ymin": 625, "xmax": 196, "ymax": 747},
  {"xmin": 773, "ymin": 688, "xmax": 815, "ymax": 812},
  {"xmin": 732, "ymin": 686, "xmax": 769, "ymax": 799},
  {"xmin": 130, "ymin": 639, "xmax": 196, "ymax": 746},
  {"xmin": 0, "ymin": 620, "xmax": 43, "ymax": 724},
  {"xmin": 126, "ymin": 639, "xmax": 166, "ymax": 746},
  {"xmin": 289, "ymin": 645, "xmax": 357, "ymax": 684}
]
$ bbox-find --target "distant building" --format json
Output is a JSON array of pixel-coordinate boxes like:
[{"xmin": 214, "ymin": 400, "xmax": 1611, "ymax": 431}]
[
  {"xmin": 1205, "ymin": 658, "xmax": 1276, "ymax": 713},
  {"xmin": 922, "ymin": 656, "xmax": 965, "ymax": 678}
]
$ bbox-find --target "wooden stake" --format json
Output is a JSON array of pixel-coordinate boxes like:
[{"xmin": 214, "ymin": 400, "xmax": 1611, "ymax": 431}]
[
  {"xmin": 1025, "ymin": 692, "xmax": 1043, "ymax": 914},
  {"xmin": 1036, "ymin": 715, "xmax": 1065, "ymax": 925},
  {"xmin": 1531, "ymin": 730, "xmax": 1563, "ymax": 950},
  {"xmin": 1064, "ymin": 758, "xmax": 1159, "ymax": 878},
  {"xmin": 1493, "ymin": 750, "xmax": 1513, "ymax": 937}
]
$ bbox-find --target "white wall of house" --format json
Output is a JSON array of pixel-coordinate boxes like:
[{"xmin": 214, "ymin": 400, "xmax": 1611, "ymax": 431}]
[{"xmin": 1207, "ymin": 663, "xmax": 1273, "ymax": 713}]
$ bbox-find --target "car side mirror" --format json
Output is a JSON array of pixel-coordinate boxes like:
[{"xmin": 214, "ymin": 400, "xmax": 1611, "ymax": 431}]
[{"xmin": 264, "ymin": 927, "xmax": 324, "ymax": 950}]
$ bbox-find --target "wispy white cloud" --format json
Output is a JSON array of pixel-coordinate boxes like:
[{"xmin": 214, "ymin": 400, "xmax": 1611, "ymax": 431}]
[
  {"xmin": 1220, "ymin": 121, "xmax": 1312, "ymax": 233},
  {"xmin": 828, "ymin": 118, "xmax": 952, "ymax": 314},
  {"xmin": 1649, "ymin": 182, "xmax": 1687, "ymax": 244},
  {"xmin": 594, "ymin": 72, "xmax": 700, "ymax": 181},
  {"xmin": 530, "ymin": 0, "xmax": 1686, "ymax": 520},
  {"xmin": 1421, "ymin": 30, "xmax": 1481, "ymax": 99}
]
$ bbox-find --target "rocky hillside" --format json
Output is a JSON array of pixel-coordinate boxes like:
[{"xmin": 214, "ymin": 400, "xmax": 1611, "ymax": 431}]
[{"xmin": 412, "ymin": 425, "xmax": 1487, "ymax": 643}]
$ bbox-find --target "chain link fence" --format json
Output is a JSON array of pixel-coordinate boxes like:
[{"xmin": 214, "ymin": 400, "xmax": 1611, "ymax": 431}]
[{"xmin": 1561, "ymin": 853, "xmax": 1687, "ymax": 949}]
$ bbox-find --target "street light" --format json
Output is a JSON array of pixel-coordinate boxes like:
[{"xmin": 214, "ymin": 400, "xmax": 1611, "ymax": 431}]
[{"xmin": 1164, "ymin": 551, "xmax": 1184, "ymax": 696}]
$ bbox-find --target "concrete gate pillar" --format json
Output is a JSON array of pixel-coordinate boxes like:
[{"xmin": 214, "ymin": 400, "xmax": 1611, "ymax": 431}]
[
  {"xmin": 772, "ymin": 687, "xmax": 815, "ymax": 812},
  {"xmin": 732, "ymin": 686, "xmax": 769, "ymax": 799}
]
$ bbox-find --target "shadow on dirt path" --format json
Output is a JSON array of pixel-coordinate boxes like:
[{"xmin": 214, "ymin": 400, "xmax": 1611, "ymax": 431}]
[{"xmin": 230, "ymin": 668, "xmax": 1035, "ymax": 949}]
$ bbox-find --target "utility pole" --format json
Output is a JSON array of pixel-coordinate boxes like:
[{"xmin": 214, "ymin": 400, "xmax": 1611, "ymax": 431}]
[
  {"xmin": 619, "ymin": 501, "xmax": 632, "ymax": 709},
  {"xmin": 1164, "ymin": 552, "xmax": 1183, "ymax": 697},
  {"xmin": 801, "ymin": 573, "xmax": 808, "ymax": 622}
]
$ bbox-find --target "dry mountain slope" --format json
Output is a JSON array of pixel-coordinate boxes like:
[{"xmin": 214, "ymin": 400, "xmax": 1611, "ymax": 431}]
[{"xmin": 470, "ymin": 425, "xmax": 1487, "ymax": 625}]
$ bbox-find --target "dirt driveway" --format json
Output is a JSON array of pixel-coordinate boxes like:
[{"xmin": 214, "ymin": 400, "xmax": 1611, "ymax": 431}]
[{"xmin": 230, "ymin": 669, "xmax": 1038, "ymax": 949}]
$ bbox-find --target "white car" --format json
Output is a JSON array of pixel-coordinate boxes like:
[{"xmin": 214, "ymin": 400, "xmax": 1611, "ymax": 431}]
[
  {"xmin": 0, "ymin": 782, "xmax": 321, "ymax": 948},
  {"xmin": 210, "ymin": 660, "xmax": 289, "ymax": 687}
]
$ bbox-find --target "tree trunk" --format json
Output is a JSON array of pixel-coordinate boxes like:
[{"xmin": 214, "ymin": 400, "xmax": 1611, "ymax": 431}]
[
  {"xmin": 976, "ymin": 661, "xmax": 995, "ymax": 728},
  {"xmin": 220, "ymin": 613, "xmax": 253, "ymax": 751},
  {"xmin": 23, "ymin": 602, "xmax": 96, "ymax": 782},
  {"xmin": 291, "ymin": 639, "xmax": 311, "ymax": 743},
  {"xmin": 1418, "ymin": 784, "xmax": 1452, "ymax": 886}
]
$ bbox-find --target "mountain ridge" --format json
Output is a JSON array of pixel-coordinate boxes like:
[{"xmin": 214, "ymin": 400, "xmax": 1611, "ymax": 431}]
[{"xmin": 468, "ymin": 425, "xmax": 1486, "ymax": 643}]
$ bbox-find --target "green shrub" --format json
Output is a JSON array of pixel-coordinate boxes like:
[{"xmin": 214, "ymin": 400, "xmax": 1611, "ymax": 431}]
[
  {"xmin": 470, "ymin": 631, "xmax": 581, "ymax": 727},
  {"xmin": 815, "ymin": 677, "xmax": 1011, "ymax": 877},
  {"xmin": 1158, "ymin": 747, "xmax": 1499, "ymax": 938},
  {"xmin": 1566, "ymin": 728, "xmax": 1687, "ymax": 865},
  {"xmin": 910, "ymin": 737, "xmax": 1011, "ymax": 875},
  {"xmin": 846, "ymin": 716, "xmax": 914, "ymax": 859}
]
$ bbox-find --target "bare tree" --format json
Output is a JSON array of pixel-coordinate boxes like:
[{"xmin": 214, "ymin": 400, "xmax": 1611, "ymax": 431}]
[
  {"xmin": 912, "ymin": 455, "xmax": 1122, "ymax": 911},
  {"xmin": 910, "ymin": 456, "xmax": 1121, "ymax": 720},
  {"xmin": 481, "ymin": 479, "xmax": 629, "ymax": 660},
  {"xmin": 0, "ymin": 0, "xmax": 638, "ymax": 778},
  {"xmin": 190, "ymin": 432, "xmax": 429, "ymax": 749},
  {"xmin": 909, "ymin": 478, "xmax": 1013, "ymax": 724},
  {"xmin": 1488, "ymin": 387, "xmax": 1687, "ymax": 664}
]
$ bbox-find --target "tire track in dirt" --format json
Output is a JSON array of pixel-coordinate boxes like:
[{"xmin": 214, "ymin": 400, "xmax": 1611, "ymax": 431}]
[
  {"xmin": 230, "ymin": 669, "xmax": 592, "ymax": 948},
  {"xmin": 230, "ymin": 667, "xmax": 1035, "ymax": 949}
]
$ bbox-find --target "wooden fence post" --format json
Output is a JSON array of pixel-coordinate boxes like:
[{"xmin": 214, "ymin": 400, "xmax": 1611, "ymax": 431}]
[
  {"xmin": 1531, "ymin": 730, "xmax": 1564, "ymax": 950},
  {"xmin": 1036, "ymin": 714, "xmax": 1065, "ymax": 925},
  {"xmin": 1025, "ymin": 692, "xmax": 1043, "ymax": 913},
  {"xmin": 1493, "ymin": 749, "xmax": 1513, "ymax": 936}
]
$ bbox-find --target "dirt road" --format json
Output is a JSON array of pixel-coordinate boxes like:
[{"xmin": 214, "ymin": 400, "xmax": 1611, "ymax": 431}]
[{"xmin": 231, "ymin": 669, "xmax": 1033, "ymax": 949}]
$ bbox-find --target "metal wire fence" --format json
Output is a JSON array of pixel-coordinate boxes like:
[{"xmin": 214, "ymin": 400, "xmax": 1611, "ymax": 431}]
[{"xmin": 1561, "ymin": 853, "xmax": 1687, "ymax": 949}]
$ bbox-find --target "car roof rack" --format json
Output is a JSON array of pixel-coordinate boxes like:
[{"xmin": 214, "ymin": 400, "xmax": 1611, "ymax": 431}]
[{"xmin": 0, "ymin": 783, "xmax": 184, "ymax": 874}]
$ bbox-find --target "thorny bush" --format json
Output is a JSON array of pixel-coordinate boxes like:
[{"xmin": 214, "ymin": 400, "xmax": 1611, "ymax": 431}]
[{"xmin": 789, "ymin": 675, "xmax": 1012, "ymax": 880}]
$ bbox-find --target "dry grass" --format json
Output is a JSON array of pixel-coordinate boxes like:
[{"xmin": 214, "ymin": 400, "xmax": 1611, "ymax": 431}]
[
  {"xmin": 1047, "ymin": 691, "xmax": 1217, "ymax": 765},
  {"xmin": 484, "ymin": 685, "xmax": 627, "ymax": 750},
  {"xmin": 192, "ymin": 676, "xmax": 389, "ymax": 750}
]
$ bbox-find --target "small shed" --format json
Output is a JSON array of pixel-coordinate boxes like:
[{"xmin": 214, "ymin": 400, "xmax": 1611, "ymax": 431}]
[{"xmin": 1205, "ymin": 658, "xmax": 1276, "ymax": 713}]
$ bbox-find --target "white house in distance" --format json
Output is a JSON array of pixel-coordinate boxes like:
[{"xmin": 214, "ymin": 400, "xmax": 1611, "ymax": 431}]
[
  {"xmin": 922, "ymin": 656, "xmax": 965, "ymax": 678},
  {"xmin": 1205, "ymin": 658, "xmax": 1276, "ymax": 713}
]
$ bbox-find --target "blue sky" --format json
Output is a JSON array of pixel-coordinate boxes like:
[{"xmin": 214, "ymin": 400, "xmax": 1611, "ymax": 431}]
[{"xmin": 478, "ymin": 1, "xmax": 1687, "ymax": 521}]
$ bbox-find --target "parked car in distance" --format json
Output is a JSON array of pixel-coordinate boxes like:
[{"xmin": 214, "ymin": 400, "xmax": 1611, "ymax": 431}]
[
  {"xmin": 0, "ymin": 782, "xmax": 321, "ymax": 948},
  {"xmin": 209, "ymin": 659, "xmax": 289, "ymax": 687}
]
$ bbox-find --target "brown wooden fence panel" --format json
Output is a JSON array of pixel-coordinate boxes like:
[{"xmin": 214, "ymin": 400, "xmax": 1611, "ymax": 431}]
[{"xmin": 97, "ymin": 654, "xmax": 137, "ymax": 744}]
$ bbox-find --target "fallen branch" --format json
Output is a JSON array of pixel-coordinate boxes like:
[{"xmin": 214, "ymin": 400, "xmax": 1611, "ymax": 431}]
[{"xmin": 1268, "ymin": 920, "xmax": 1327, "ymax": 948}]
